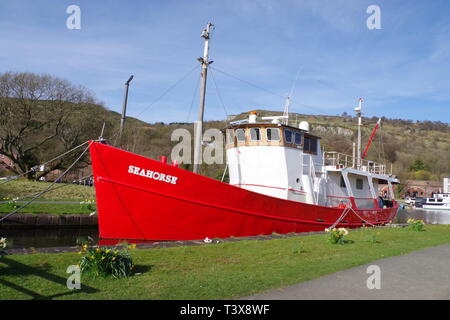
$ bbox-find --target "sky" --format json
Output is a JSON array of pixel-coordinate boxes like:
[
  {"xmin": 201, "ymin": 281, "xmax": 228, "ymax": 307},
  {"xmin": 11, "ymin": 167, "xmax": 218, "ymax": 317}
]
[{"xmin": 0, "ymin": 0, "xmax": 449, "ymax": 124}]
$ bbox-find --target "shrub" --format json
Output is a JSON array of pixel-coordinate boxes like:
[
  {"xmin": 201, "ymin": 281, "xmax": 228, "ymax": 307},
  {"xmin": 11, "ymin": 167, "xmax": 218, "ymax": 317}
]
[
  {"xmin": 3, "ymin": 197, "xmax": 19, "ymax": 211},
  {"xmin": 325, "ymin": 228, "xmax": 349, "ymax": 244},
  {"xmin": 407, "ymin": 219, "xmax": 425, "ymax": 232},
  {"xmin": 80, "ymin": 199, "xmax": 96, "ymax": 212},
  {"xmin": 78, "ymin": 244, "xmax": 134, "ymax": 279}
]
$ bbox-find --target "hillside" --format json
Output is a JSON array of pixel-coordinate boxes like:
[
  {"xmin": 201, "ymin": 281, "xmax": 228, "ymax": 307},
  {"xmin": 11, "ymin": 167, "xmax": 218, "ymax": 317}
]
[
  {"xmin": 117, "ymin": 110, "xmax": 450, "ymax": 183},
  {"xmin": 2, "ymin": 72, "xmax": 447, "ymax": 185},
  {"xmin": 1, "ymin": 101, "xmax": 448, "ymax": 184}
]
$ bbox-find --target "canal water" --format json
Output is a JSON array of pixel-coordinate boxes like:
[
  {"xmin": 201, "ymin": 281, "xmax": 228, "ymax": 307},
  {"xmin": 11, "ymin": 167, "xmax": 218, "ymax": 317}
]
[
  {"xmin": 1, "ymin": 227, "xmax": 99, "ymax": 249},
  {"xmin": 1, "ymin": 208, "xmax": 449, "ymax": 249},
  {"xmin": 396, "ymin": 207, "xmax": 450, "ymax": 224}
]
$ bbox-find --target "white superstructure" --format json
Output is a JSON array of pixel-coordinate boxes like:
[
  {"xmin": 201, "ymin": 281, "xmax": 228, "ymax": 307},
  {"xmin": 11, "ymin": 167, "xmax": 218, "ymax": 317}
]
[{"xmin": 225, "ymin": 111, "xmax": 399, "ymax": 210}]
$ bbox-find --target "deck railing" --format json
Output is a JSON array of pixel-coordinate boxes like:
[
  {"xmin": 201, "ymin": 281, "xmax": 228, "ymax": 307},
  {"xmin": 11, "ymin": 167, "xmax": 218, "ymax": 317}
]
[{"xmin": 324, "ymin": 152, "xmax": 389, "ymax": 175}]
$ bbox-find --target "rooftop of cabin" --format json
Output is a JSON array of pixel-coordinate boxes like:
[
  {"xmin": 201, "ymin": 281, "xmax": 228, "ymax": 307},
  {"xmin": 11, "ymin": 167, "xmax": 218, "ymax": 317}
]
[
  {"xmin": 224, "ymin": 111, "xmax": 321, "ymax": 153},
  {"xmin": 225, "ymin": 111, "xmax": 320, "ymax": 137}
]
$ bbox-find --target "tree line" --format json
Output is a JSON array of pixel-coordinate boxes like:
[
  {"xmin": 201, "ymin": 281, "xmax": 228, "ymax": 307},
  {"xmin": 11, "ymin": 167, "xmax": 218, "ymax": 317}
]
[
  {"xmin": 0, "ymin": 72, "xmax": 113, "ymax": 180},
  {"xmin": 0, "ymin": 71, "xmax": 448, "ymax": 183}
]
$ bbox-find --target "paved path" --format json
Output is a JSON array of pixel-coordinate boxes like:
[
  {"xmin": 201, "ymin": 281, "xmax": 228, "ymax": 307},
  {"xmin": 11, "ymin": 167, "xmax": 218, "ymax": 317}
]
[{"xmin": 242, "ymin": 243, "xmax": 450, "ymax": 300}]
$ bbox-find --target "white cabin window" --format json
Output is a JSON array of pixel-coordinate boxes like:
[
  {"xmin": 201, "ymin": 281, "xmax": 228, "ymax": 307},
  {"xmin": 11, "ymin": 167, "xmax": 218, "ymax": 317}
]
[
  {"xmin": 284, "ymin": 129, "xmax": 293, "ymax": 143},
  {"xmin": 266, "ymin": 128, "xmax": 280, "ymax": 141},
  {"xmin": 294, "ymin": 132, "xmax": 302, "ymax": 145},
  {"xmin": 250, "ymin": 128, "xmax": 261, "ymax": 141},
  {"xmin": 356, "ymin": 178, "xmax": 364, "ymax": 190},
  {"xmin": 236, "ymin": 129, "xmax": 246, "ymax": 142}
]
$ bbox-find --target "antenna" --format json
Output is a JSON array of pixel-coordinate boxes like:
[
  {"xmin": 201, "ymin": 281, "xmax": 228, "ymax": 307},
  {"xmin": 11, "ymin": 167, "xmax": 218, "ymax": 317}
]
[
  {"xmin": 282, "ymin": 67, "xmax": 301, "ymax": 125},
  {"xmin": 354, "ymin": 98, "xmax": 363, "ymax": 169},
  {"xmin": 282, "ymin": 97, "xmax": 291, "ymax": 125}
]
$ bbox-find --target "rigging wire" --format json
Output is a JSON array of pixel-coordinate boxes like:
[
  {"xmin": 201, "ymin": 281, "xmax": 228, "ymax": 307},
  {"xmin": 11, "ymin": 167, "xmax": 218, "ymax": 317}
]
[
  {"xmin": 210, "ymin": 65, "xmax": 335, "ymax": 117},
  {"xmin": 209, "ymin": 69, "xmax": 229, "ymax": 118},
  {"xmin": 210, "ymin": 66, "xmax": 285, "ymax": 100},
  {"xmin": 186, "ymin": 72, "xmax": 201, "ymax": 123},
  {"xmin": 134, "ymin": 64, "xmax": 200, "ymax": 119},
  {"xmin": 0, "ymin": 145, "xmax": 90, "ymax": 223},
  {"xmin": 0, "ymin": 140, "xmax": 90, "ymax": 186}
]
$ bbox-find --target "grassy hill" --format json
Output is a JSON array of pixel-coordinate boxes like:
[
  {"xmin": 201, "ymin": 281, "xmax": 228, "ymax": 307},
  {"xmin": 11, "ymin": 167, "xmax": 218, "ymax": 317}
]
[
  {"xmin": 1, "ymin": 101, "xmax": 448, "ymax": 185},
  {"xmin": 117, "ymin": 109, "xmax": 450, "ymax": 183}
]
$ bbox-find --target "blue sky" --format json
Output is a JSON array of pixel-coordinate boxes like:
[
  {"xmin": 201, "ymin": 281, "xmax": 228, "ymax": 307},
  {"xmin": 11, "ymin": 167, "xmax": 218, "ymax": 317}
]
[{"xmin": 0, "ymin": 0, "xmax": 449, "ymax": 124}]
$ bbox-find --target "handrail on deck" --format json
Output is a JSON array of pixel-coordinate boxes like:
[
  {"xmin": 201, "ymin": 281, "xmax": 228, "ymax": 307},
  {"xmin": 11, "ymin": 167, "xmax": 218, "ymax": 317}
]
[{"xmin": 324, "ymin": 151, "xmax": 389, "ymax": 175}]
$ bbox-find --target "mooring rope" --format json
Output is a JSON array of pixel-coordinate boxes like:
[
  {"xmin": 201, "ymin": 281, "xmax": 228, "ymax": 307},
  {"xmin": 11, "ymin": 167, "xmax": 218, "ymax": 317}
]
[
  {"xmin": 0, "ymin": 145, "xmax": 90, "ymax": 223},
  {"xmin": 346, "ymin": 205, "xmax": 379, "ymax": 228},
  {"xmin": 328, "ymin": 203, "xmax": 381, "ymax": 230},
  {"xmin": 0, "ymin": 140, "xmax": 90, "ymax": 186},
  {"xmin": 328, "ymin": 204, "xmax": 351, "ymax": 230}
]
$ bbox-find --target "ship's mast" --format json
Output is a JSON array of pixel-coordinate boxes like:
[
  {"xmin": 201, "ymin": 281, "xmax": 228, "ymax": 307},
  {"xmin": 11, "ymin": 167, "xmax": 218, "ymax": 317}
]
[
  {"xmin": 354, "ymin": 98, "xmax": 363, "ymax": 169},
  {"xmin": 193, "ymin": 22, "xmax": 214, "ymax": 174}
]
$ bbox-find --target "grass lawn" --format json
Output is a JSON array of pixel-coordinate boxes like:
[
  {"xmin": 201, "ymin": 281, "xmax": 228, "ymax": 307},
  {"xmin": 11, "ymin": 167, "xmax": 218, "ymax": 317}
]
[
  {"xmin": 0, "ymin": 202, "xmax": 96, "ymax": 215},
  {"xmin": 0, "ymin": 179, "xmax": 95, "ymax": 201},
  {"xmin": 1, "ymin": 225, "xmax": 450, "ymax": 300}
]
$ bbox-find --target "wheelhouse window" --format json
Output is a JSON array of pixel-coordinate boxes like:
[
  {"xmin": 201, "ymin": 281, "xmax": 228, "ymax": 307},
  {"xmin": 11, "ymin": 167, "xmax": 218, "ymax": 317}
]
[
  {"xmin": 266, "ymin": 128, "xmax": 280, "ymax": 141},
  {"xmin": 250, "ymin": 127, "xmax": 261, "ymax": 141},
  {"xmin": 304, "ymin": 136, "xmax": 317, "ymax": 153},
  {"xmin": 236, "ymin": 129, "xmax": 246, "ymax": 142},
  {"xmin": 294, "ymin": 132, "xmax": 302, "ymax": 145},
  {"xmin": 340, "ymin": 176, "xmax": 346, "ymax": 188},
  {"xmin": 284, "ymin": 129, "xmax": 293, "ymax": 143},
  {"xmin": 356, "ymin": 178, "xmax": 364, "ymax": 190}
]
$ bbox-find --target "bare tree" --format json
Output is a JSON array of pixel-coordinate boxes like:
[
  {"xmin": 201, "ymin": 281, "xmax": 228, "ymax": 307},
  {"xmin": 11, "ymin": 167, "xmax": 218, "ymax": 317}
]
[{"xmin": 0, "ymin": 72, "xmax": 104, "ymax": 180}]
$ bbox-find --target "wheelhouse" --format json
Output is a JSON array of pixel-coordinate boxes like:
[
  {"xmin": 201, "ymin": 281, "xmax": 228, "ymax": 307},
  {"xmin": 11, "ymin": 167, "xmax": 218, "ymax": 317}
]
[{"xmin": 224, "ymin": 123, "xmax": 319, "ymax": 155}]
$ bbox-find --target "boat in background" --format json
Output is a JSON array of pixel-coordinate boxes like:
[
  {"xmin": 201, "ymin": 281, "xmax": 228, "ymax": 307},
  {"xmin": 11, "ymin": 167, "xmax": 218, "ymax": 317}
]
[
  {"xmin": 421, "ymin": 193, "xmax": 450, "ymax": 210},
  {"xmin": 89, "ymin": 23, "xmax": 399, "ymax": 241}
]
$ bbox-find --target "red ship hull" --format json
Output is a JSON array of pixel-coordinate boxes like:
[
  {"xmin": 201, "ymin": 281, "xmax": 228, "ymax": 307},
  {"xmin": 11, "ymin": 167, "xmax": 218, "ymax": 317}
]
[{"xmin": 89, "ymin": 141, "xmax": 398, "ymax": 241}]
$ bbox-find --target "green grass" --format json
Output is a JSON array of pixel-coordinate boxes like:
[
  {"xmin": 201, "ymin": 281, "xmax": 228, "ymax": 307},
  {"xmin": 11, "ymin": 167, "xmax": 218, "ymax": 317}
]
[
  {"xmin": 1, "ymin": 225, "xmax": 450, "ymax": 300},
  {"xmin": 0, "ymin": 202, "xmax": 96, "ymax": 215},
  {"xmin": 0, "ymin": 179, "xmax": 95, "ymax": 201}
]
